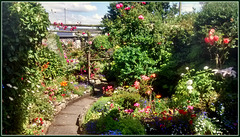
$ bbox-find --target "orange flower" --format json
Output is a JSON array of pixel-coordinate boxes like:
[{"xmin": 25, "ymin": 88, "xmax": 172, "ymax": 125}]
[
  {"xmin": 47, "ymin": 62, "xmax": 49, "ymax": 65},
  {"xmin": 150, "ymin": 73, "xmax": 156, "ymax": 78},
  {"xmin": 60, "ymin": 81, "xmax": 67, "ymax": 86},
  {"xmin": 156, "ymin": 94, "xmax": 161, "ymax": 99}
]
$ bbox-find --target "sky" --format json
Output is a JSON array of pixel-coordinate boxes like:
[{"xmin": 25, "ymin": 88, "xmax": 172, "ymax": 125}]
[{"xmin": 40, "ymin": 2, "xmax": 202, "ymax": 25}]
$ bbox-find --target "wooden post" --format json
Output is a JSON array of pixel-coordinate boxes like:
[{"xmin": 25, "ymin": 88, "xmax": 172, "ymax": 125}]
[{"xmin": 88, "ymin": 41, "xmax": 91, "ymax": 82}]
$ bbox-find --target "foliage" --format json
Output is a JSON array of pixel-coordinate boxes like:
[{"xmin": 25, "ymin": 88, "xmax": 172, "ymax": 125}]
[
  {"xmin": 112, "ymin": 91, "xmax": 141, "ymax": 110},
  {"xmin": 93, "ymin": 35, "xmax": 112, "ymax": 49},
  {"xmin": 2, "ymin": 2, "xmax": 50, "ymax": 134},
  {"xmin": 193, "ymin": 2, "xmax": 238, "ymax": 68},
  {"xmin": 111, "ymin": 46, "xmax": 157, "ymax": 85},
  {"xmin": 171, "ymin": 67, "xmax": 222, "ymax": 110}
]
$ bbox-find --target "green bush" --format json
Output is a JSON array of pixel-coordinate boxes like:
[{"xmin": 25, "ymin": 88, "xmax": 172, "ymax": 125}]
[
  {"xmin": 93, "ymin": 35, "xmax": 112, "ymax": 49},
  {"xmin": 111, "ymin": 46, "xmax": 157, "ymax": 85},
  {"xmin": 2, "ymin": 2, "xmax": 50, "ymax": 134},
  {"xmin": 112, "ymin": 91, "xmax": 141, "ymax": 109}
]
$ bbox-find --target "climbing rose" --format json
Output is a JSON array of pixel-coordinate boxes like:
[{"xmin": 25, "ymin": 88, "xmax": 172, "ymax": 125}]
[
  {"xmin": 124, "ymin": 7, "xmax": 130, "ymax": 10},
  {"xmin": 119, "ymin": 3, "xmax": 123, "ymax": 7},
  {"xmin": 213, "ymin": 35, "xmax": 219, "ymax": 41},
  {"xmin": 138, "ymin": 15, "xmax": 144, "ymax": 20},
  {"xmin": 116, "ymin": 4, "xmax": 120, "ymax": 9},
  {"xmin": 223, "ymin": 38, "xmax": 230, "ymax": 44}
]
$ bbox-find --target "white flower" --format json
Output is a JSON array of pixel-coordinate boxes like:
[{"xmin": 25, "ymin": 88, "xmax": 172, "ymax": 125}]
[
  {"xmin": 84, "ymin": 91, "xmax": 86, "ymax": 94},
  {"xmin": 186, "ymin": 80, "xmax": 193, "ymax": 85},
  {"xmin": 204, "ymin": 66, "xmax": 209, "ymax": 70},
  {"xmin": 6, "ymin": 84, "xmax": 12, "ymax": 88},
  {"xmin": 13, "ymin": 86, "xmax": 18, "ymax": 90},
  {"xmin": 180, "ymin": 73, "xmax": 185, "ymax": 76},
  {"xmin": 36, "ymin": 85, "xmax": 40, "ymax": 88},
  {"xmin": 185, "ymin": 67, "xmax": 189, "ymax": 70},
  {"xmin": 107, "ymin": 102, "xmax": 110, "ymax": 104},
  {"xmin": 7, "ymin": 115, "xmax": 10, "ymax": 119},
  {"xmin": 114, "ymin": 90, "xmax": 118, "ymax": 93},
  {"xmin": 187, "ymin": 86, "xmax": 193, "ymax": 90},
  {"xmin": 27, "ymin": 80, "xmax": 31, "ymax": 83},
  {"xmin": 31, "ymin": 90, "xmax": 35, "ymax": 93},
  {"xmin": 9, "ymin": 97, "xmax": 14, "ymax": 101}
]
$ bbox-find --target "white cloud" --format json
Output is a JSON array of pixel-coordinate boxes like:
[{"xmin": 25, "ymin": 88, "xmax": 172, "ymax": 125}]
[
  {"xmin": 40, "ymin": 2, "xmax": 97, "ymax": 13},
  {"xmin": 92, "ymin": 14, "xmax": 103, "ymax": 20},
  {"xmin": 181, "ymin": 2, "xmax": 202, "ymax": 13}
]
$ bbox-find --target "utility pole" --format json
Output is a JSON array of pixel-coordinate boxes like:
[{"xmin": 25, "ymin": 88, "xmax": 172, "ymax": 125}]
[
  {"xmin": 64, "ymin": 8, "xmax": 66, "ymax": 24},
  {"xmin": 179, "ymin": 2, "xmax": 182, "ymax": 16}
]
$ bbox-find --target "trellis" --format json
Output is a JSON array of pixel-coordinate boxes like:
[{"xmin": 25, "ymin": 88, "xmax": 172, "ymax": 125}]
[{"xmin": 48, "ymin": 24, "xmax": 110, "ymax": 82}]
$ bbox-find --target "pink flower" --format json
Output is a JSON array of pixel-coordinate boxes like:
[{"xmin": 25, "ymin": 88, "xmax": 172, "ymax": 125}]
[
  {"xmin": 213, "ymin": 35, "xmax": 219, "ymax": 41},
  {"xmin": 71, "ymin": 59, "xmax": 73, "ymax": 62},
  {"xmin": 124, "ymin": 109, "xmax": 129, "ymax": 113},
  {"xmin": 141, "ymin": 75, "xmax": 150, "ymax": 80},
  {"xmin": 204, "ymin": 37, "xmax": 210, "ymax": 43},
  {"xmin": 110, "ymin": 103, "xmax": 114, "ymax": 108},
  {"xmin": 141, "ymin": 2, "xmax": 146, "ymax": 5},
  {"xmin": 88, "ymin": 41, "xmax": 92, "ymax": 45},
  {"xmin": 124, "ymin": 7, "xmax": 130, "ymax": 10},
  {"xmin": 119, "ymin": 3, "xmax": 123, "ymax": 7},
  {"xmin": 223, "ymin": 38, "xmax": 230, "ymax": 44},
  {"xmin": 53, "ymin": 22, "xmax": 57, "ymax": 25},
  {"xmin": 139, "ymin": 109, "xmax": 144, "ymax": 113},
  {"xmin": 67, "ymin": 59, "xmax": 69, "ymax": 63},
  {"xmin": 138, "ymin": 15, "xmax": 144, "ymax": 20},
  {"xmin": 116, "ymin": 4, "xmax": 120, "ymax": 9},
  {"xmin": 134, "ymin": 103, "xmax": 140, "ymax": 107},
  {"xmin": 187, "ymin": 106, "xmax": 194, "ymax": 110},
  {"xmin": 82, "ymin": 32, "xmax": 86, "ymax": 35},
  {"xmin": 102, "ymin": 87, "xmax": 105, "ymax": 90},
  {"xmin": 134, "ymin": 81, "xmax": 140, "ymax": 89},
  {"xmin": 131, "ymin": 6, "xmax": 134, "ymax": 9}
]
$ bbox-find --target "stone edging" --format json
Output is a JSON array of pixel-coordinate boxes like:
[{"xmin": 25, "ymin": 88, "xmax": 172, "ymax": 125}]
[{"xmin": 42, "ymin": 92, "xmax": 91, "ymax": 135}]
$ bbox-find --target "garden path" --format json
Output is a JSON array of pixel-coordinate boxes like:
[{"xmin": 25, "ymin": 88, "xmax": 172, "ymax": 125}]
[{"xmin": 46, "ymin": 81, "xmax": 108, "ymax": 135}]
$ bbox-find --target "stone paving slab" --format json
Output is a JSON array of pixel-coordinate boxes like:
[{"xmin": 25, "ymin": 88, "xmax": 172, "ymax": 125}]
[{"xmin": 47, "ymin": 125, "xmax": 79, "ymax": 135}]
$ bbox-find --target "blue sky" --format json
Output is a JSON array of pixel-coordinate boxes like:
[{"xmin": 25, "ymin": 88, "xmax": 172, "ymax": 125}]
[{"xmin": 40, "ymin": 2, "xmax": 202, "ymax": 25}]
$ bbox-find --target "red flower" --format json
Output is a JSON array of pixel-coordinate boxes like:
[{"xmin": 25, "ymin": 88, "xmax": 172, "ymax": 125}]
[
  {"xmin": 40, "ymin": 118, "xmax": 43, "ymax": 121},
  {"xmin": 42, "ymin": 130, "xmax": 44, "ymax": 132},
  {"xmin": 162, "ymin": 117, "xmax": 166, "ymax": 120},
  {"xmin": 71, "ymin": 59, "xmax": 73, "ymax": 62},
  {"xmin": 204, "ymin": 37, "xmax": 210, "ymax": 43},
  {"xmin": 35, "ymin": 117, "xmax": 38, "ymax": 120},
  {"xmin": 21, "ymin": 77, "xmax": 23, "ymax": 80},
  {"xmin": 189, "ymin": 120, "xmax": 193, "ymax": 125},
  {"xmin": 82, "ymin": 32, "xmax": 86, "ymax": 35},
  {"xmin": 213, "ymin": 35, "xmax": 219, "ymax": 41},
  {"xmin": 141, "ymin": 2, "xmax": 146, "ymax": 5},
  {"xmin": 178, "ymin": 109, "xmax": 184, "ymax": 114},
  {"xmin": 131, "ymin": 6, "xmax": 134, "ymax": 9},
  {"xmin": 61, "ymin": 94, "xmax": 66, "ymax": 97},
  {"xmin": 146, "ymin": 106, "xmax": 151, "ymax": 109},
  {"xmin": 101, "ymin": 46, "xmax": 103, "ymax": 48},
  {"xmin": 41, "ymin": 121, "xmax": 44, "ymax": 125},
  {"xmin": 124, "ymin": 7, "xmax": 130, "ymax": 10},
  {"xmin": 223, "ymin": 38, "xmax": 230, "ymax": 44},
  {"xmin": 167, "ymin": 117, "xmax": 172, "ymax": 121},
  {"xmin": 108, "ymin": 33, "xmax": 110, "ymax": 36},
  {"xmin": 53, "ymin": 22, "xmax": 57, "ymax": 25},
  {"xmin": 157, "ymin": 42, "xmax": 161, "ymax": 45},
  {"xmin": 191, "ymin": 114, "xmax": 197, "ymax": 118}
]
